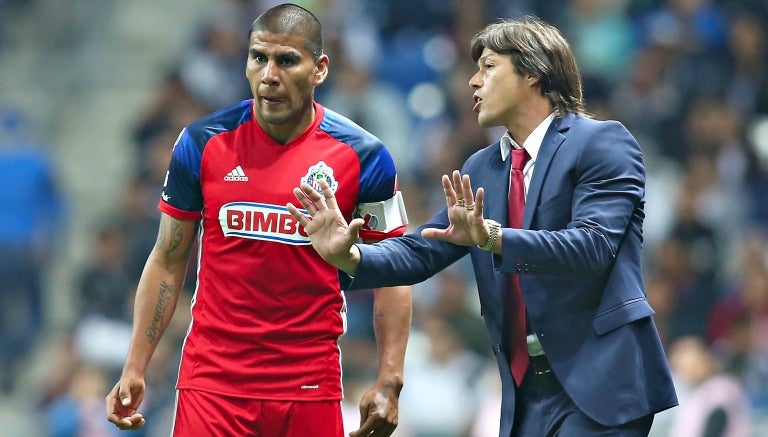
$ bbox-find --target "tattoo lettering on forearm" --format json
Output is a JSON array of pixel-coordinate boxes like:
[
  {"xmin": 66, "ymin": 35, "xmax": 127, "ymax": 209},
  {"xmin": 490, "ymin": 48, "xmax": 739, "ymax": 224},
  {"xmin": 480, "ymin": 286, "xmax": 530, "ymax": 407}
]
[{"xmin": 145, "ymin": 281, "xmax": 173, "ymax": 345}]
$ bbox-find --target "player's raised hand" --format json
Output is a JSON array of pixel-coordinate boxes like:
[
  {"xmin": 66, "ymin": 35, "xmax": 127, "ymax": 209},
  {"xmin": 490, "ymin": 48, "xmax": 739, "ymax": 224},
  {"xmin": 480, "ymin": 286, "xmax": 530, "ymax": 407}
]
[
  {"xmin": 288, "ymin": 179, "xmax": 364, "ymax": 274},
  {"xmin": 106, "ymin": 371, "xmax": 146, "ymax": 430},
  {"xmin": 421, "ymin": 170, "xmax": 490, "ymax": 247}
]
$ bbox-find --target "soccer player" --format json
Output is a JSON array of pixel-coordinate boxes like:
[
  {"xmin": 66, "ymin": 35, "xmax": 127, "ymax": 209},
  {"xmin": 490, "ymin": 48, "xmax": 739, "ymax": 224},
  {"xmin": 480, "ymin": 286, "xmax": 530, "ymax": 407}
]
[{"xmin": 105, "ymin": 4, "xmax": 411, "ymax": 437}]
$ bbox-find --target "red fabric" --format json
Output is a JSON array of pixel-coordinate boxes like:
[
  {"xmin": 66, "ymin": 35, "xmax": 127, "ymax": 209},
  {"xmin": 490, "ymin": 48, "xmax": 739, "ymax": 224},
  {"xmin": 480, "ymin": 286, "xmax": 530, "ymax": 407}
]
[
  {"xmin": 507, "ymin": 148, "xmax": 530, "ymax": 386},
  {"xmin": 173, "ymin": 389, "xmax": 343, "ymax": 436}
]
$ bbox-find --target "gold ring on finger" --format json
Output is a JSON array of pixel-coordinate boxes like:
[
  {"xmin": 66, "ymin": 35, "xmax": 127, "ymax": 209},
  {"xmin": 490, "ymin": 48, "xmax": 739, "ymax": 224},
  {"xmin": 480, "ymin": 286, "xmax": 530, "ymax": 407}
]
[
  {"xmin": 465, "ymin": 203, "xmax": 475, "ymax": 210},
  {"xmin": 456, "ymin": 199, "xmax": 466, "ymax": 207}
]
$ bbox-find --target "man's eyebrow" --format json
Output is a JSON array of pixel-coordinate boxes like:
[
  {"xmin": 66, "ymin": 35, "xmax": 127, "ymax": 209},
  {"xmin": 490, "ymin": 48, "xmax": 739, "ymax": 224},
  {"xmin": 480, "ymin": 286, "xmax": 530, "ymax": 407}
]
[
  {"xmin": 248, "ymin": 48, "xmax": 302, "ymax": 61},
  {"xmin": 478, "ymin": 54, "xmax": 492, "ymax": 65},
  {"xmin": 278, "ymin": 52, "xmax": 301, "ymax": 62}
]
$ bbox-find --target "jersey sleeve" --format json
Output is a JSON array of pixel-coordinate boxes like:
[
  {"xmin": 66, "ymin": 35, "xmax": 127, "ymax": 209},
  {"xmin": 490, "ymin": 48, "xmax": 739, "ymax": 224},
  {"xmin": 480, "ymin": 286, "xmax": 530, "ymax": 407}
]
[
  {"xmin": 355, "ymin": 146, "xmax": 408, "ymax": 241},
  {"xmin": 157, "ymin": 127, "xmax": 204, "ymax": 221}
]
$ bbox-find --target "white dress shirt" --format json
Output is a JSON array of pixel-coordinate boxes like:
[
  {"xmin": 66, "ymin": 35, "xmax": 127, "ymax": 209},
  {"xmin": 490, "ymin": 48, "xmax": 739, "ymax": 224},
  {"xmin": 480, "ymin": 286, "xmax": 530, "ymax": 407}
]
[{"xmin": 499, "ymin": 112, "xmax": 555, "ymax": 199}]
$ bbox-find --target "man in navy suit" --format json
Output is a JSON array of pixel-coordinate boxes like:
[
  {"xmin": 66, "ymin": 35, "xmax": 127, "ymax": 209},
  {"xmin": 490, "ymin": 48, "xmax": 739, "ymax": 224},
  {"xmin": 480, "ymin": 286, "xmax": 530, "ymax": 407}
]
[{"xmin": 289, "ymin": 16, "xmax": 678, "ymax": 436}]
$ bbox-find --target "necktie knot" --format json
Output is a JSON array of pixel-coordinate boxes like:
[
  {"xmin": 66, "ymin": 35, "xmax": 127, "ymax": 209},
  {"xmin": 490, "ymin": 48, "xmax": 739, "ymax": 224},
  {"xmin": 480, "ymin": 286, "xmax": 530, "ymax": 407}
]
[{"xmin": 511, "ymin": 148, "xmax": 529, "ymax": 171}]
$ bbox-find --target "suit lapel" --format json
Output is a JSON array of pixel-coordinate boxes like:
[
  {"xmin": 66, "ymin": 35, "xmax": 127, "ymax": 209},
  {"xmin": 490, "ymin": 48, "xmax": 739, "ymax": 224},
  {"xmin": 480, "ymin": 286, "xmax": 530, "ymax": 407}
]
[
  {"xmin": 523, "ymin": 113, "xmax": 573, "ymax": 228},
  {"xmin": 478, "ymin": 144, "xmax": 511, "ymax": 307},
  {"xmin": 483, "ymin": 142, "xmax": 511, "ymax": 225}
]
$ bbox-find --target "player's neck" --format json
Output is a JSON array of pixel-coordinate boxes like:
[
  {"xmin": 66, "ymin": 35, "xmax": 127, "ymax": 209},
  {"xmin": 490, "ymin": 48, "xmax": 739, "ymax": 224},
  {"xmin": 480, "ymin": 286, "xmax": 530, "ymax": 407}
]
[{"xmin": 259, "ymin": 104, "xmax": 316, "ymax": 145}]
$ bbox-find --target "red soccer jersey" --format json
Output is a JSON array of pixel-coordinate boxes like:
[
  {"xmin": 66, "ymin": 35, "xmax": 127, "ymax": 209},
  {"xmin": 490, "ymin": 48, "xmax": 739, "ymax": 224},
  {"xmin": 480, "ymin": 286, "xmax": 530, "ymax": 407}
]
[{"xmin": 158, "ymin": 100, "xmax": 406, "ymax": 401}]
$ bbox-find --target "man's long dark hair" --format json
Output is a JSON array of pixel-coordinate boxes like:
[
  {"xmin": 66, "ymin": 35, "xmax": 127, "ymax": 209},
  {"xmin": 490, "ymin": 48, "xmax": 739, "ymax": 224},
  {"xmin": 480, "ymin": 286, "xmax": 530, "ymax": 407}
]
[{"xmin": 471, "ymin": 16, "xmax": 585, "ymax": 115}]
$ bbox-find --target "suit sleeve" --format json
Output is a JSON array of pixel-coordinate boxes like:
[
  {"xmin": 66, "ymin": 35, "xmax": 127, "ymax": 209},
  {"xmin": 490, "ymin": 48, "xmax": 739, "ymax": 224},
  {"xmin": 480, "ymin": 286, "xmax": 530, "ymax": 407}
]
[
  {"xmin": 500, "ymin": 121, "xmax": 645, "ymax": 274},
  {"xmin": 349, "ymin": 208, "xmax": 468, "ymax": 289}
]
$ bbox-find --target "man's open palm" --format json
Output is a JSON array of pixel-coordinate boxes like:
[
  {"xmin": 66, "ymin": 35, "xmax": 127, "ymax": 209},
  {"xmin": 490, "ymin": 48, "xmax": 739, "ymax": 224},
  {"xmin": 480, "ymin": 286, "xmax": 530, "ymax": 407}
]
[{"xmin": 288, "ymin": 181, "xmax": 364, "ymax": 267}]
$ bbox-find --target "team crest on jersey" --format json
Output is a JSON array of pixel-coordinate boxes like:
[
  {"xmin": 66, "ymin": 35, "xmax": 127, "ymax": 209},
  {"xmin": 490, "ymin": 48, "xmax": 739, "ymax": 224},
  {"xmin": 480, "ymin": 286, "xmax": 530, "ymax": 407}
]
[{"xmin": 301, "ymin": 161, "xmax": 338, "ymax": 193}]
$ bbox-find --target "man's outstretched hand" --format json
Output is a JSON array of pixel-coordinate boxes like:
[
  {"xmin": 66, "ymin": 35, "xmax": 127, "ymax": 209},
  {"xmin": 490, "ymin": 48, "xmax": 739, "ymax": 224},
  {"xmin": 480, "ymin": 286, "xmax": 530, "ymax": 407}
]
[
  {"xmin": 287, "ymin": 180, "xmax": 362, "ymax": 275},
  {"xmin": 421, "ymin": 170, "xmax": 492, "ymax": 248}
]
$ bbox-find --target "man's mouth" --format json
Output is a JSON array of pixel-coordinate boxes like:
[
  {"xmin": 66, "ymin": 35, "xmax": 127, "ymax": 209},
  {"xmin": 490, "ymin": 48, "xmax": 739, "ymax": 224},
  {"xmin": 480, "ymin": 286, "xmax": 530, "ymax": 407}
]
[
  {"xmin": 261, "ymin": 95, "xmax": 286, "ymax": 105},
  {"xmin": 473, "ymin": 95, "xmax": 483, "ymax": 112}
]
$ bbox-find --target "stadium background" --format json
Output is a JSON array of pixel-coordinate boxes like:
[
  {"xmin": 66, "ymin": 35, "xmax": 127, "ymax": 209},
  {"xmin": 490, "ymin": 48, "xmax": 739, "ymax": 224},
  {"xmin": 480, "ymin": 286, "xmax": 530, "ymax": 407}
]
[{"xmin": 1, "ymin": 0, "xmax": 768, "ymax": 435}]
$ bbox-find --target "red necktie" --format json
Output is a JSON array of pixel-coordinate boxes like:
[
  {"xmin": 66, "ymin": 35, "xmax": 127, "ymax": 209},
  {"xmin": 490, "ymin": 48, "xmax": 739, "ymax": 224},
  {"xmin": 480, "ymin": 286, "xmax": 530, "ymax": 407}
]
[{"xmin": 507, "ymin": 147, "xmax": 530, "ymax": 386}]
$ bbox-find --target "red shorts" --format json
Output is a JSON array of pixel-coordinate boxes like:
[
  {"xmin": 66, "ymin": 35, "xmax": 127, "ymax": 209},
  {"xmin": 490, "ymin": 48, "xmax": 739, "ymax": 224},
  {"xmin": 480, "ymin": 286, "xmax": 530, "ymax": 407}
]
[{"xmin": 172, "ymin": 389, "xmax": 344, "ymax": 437}]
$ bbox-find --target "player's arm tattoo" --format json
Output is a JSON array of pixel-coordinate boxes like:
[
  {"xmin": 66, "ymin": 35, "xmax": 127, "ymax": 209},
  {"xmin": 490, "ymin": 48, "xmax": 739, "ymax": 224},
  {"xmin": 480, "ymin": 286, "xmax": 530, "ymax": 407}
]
[
  {"xmin": 167, "ymin": 220, "xmax": 189, "ymax": 256},
  {"xmin": 145, "ymin": 280, "xmax": 173, "ymax": 345},
  {"xmin": 155, "ymin": 216, "xmax": 197, "ymax": 269}
]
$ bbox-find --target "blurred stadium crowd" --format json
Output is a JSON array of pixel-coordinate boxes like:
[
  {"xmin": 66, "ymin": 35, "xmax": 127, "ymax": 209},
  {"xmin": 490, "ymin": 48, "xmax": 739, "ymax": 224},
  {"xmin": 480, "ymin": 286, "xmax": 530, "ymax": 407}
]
[{"xmin": 1, "ymin": 0, "xmax": 768, "ymax": 435}]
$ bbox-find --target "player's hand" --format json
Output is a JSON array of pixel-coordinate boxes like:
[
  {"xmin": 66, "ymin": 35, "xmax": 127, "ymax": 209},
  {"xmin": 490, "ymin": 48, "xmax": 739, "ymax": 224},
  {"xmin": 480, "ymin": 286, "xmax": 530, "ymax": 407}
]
[
  {"xmin": 105, "ymin": 371, "xmax": 147, "ymax": 430},
  {"xmin": 288, "ymin": 179, "xmax": 364, "ymax": 271},
  {"xmin": 421, "ymin": 170, "xmax": 490, "ymax": 247},
  {"xmin": 350, "ymin": 381, "xmax": 400, "ymax": 437}
]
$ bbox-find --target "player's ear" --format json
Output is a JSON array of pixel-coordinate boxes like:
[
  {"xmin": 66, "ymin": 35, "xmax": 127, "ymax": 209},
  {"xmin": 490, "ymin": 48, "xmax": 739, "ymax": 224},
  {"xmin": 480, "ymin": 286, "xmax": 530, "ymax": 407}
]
[{"xmin": 314, "ymin": 54, "xmax": 329, "ymax": 85}]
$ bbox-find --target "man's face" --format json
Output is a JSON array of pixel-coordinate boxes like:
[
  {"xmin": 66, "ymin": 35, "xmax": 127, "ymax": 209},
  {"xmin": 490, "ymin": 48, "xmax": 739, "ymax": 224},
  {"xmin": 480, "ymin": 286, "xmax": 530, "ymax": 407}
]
[
  {"xmin": 469, "ymin": 48, "xmax": 532, "ymax": 128},
  {"xmin": 245, "ymin": 30, "xmax": 328, "ymax": 134}
]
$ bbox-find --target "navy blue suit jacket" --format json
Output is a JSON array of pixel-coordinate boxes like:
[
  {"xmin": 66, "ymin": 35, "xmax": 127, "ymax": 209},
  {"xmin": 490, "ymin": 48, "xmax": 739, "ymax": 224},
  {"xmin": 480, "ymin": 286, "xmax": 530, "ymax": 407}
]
[{"xmin": 347, "ymin": 113, "xmax": 678, "ymax": 436}]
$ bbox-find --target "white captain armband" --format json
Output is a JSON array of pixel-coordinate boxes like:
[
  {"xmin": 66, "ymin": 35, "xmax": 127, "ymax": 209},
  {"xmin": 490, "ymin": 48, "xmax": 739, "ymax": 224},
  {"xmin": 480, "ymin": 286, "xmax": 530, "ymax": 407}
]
[{"xmin": 354, "ymin": 191, "xmax": 409, "ymax": 234}]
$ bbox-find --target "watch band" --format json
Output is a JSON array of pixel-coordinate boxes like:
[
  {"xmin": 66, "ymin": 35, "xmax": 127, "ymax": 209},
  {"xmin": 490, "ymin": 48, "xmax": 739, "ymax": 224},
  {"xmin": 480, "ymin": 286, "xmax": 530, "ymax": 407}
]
[{"xmin": 479, "ymin": 220, "xmax": 501, "ymax": 251}]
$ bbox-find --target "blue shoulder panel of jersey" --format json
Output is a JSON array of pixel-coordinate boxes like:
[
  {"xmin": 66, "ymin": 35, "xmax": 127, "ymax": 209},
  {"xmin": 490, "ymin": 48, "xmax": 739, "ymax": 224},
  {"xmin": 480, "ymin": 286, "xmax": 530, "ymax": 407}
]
[
  {"xmin": 319, "ymin": 107, "xmax": 398, "ymax": 203},
  {"xmin": 165, "ymin": 100, "xmax": 252, "ymax": 212}
]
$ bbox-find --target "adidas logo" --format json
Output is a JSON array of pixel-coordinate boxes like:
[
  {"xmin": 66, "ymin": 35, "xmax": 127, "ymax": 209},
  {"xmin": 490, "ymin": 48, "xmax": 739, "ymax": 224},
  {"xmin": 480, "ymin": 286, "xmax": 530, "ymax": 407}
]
[{"xmin": 224, "ymin": 165, "xmax": 249, "ymax": 182}]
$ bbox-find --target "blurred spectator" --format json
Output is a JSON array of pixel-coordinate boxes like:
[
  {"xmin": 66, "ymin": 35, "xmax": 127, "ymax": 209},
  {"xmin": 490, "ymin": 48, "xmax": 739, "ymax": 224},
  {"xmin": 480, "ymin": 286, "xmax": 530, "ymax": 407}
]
[
  {"xmin": 0, "ymin": 105, "xmax": 65, "ymax": 393},
  {"xmin": 559, "ymin": 0, "xmax": 636, "ymax": 87},
  {"xmin": 132, "ymin": 70, "xmax": 209, "ymax": 159},
  {"xmin": 610, "ymin": 44, "xmax": 683, "ymax": 159},
  {"xmin": 708, "ymin": 234, "xmax": 768, "ymax": 416},
  {"xmin": 422, "ymin": 268, "xmax": 490, "ymax": 358},
  {"xmin": 469, "ymin": 365, "xmax": 503, "ymax": 437},
  {"xmin": 638, "ymin": 0, "xmax": 729, "ymax": 105},
  {"xmin": 72, "ymin": 223, "xmax": 133, "ymax": 370},
  {"xmin": 76, "ymin": 223, "xmax": 134, "ymax": 322},
  {"xmin": 648, "ymin": 166, "xmax": 723, "ymax": 343},
  {"xmin": 680, "ymin": 99, "xmax": 754, "ymax": 261},
  {"xmin": 708, "ymin": 234, "xmax": 768, "ymax": 346},
  {"xmin": 659, "ymin": 336, "xmax": 752, "ymax": 437},
  {"xmin": 115, "ymin": 177, "xmax": 163, "ymax": 280},
  {"xmin": 178, "ymin": 3, "xmax": 251, "ymax": 110},
  {"xmin": 131, "ymin": 70, "xmax": 210, "ymax": 159},
  {"xmin": 322, "ymin": 54, "xmax": 416, "ymax": 177},
  {"xmin": 45, "ymin": 364, "xmax": 121, "ymax": 437},
  {"xmin": 723, "ymin": 12, "xmax": 768, "ymax": 119},
  {"xmin": 398, "ymin": 315, "xmax": 486, "ymax": 437}
]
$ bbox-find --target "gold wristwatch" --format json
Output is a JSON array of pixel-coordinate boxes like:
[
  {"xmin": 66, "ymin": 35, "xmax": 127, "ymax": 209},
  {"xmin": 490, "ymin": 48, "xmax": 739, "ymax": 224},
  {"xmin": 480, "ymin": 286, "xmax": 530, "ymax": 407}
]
[{"xmin": 479, "ymin": 219, "xmax": 502, "ymax": 251}]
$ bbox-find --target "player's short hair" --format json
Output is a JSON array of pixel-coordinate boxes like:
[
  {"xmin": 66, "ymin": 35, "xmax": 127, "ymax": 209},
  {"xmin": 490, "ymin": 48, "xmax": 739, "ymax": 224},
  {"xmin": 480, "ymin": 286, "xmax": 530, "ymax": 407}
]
[
  {"xmin": 249, "ymin": 3, "xmax": 323, "ymax": 61},
  {"xmin": 471, "ymin": 16, "xmax": 584, "ymax": 115}
]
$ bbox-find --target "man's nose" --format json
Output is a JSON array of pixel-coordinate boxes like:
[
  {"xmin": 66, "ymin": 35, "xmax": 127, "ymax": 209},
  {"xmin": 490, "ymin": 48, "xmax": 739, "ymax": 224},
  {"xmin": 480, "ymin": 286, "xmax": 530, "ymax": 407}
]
[
  {"xmin": 261, "ymin": 60, "xmax": 280, "ymax": 85},
  {"xmin": 469, "ymin": 71, "xmax": 481, "ymax": 88}
]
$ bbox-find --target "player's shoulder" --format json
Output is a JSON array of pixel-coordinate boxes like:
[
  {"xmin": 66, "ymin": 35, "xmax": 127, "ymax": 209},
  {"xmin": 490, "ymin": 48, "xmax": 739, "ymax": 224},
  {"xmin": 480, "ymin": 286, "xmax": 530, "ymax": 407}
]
[
  {"xmin": 183, "ymin": 99, "xmax": 253, "ymax": 147},
  {"xmin": 317, "ymin": 105, "xmax": 385, "ymax": 155}
]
